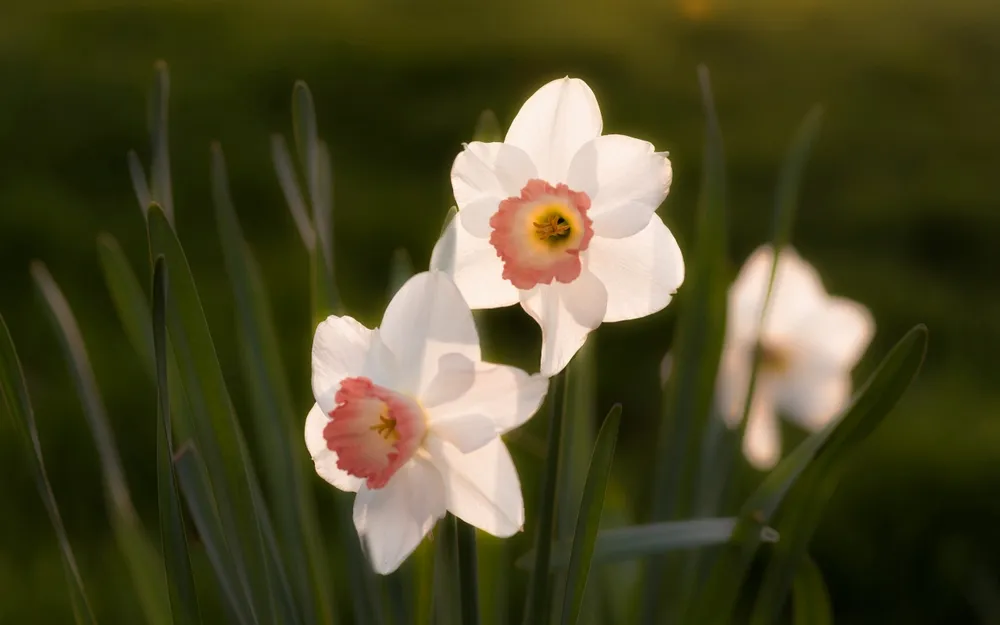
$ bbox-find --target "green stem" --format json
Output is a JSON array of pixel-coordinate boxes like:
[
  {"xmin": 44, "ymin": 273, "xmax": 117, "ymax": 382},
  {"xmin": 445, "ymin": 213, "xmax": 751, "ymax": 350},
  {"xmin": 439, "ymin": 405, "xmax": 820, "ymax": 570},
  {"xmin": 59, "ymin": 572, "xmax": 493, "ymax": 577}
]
[
  {"xmin": 523, "ymin": 371, "xmax": 567, "ymax": 625},
  {"xmin": 457, "ymin": 520, "xmax": 481, "ymax": 625}
]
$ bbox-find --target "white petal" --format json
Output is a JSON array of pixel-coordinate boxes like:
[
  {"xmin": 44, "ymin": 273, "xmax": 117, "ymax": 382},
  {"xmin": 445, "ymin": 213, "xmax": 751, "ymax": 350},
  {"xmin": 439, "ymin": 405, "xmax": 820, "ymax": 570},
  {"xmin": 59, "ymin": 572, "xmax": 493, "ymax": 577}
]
[
  {"xmin": 728, "ymin": 246, "xmax": 826, "ymax": 345},
  {"xmin": 425, "ymin": 436, "xmax": 524, "ymax": 537},
  {"xmin": 352, "ymin": 457, "xmax": 446, "ymax": 575},
  {"xmin": 312, "ymin": 315, "xmax": 373, "ymax": 412},
  {"xmin": 520, "ymin": 273, "xmax": 608, "ymax": 376},
  {"xmin": 791, "ymin": 298, "xmax": 875, "ymax": 369},
  {"xmin": 360, "ymin": 331, "xmax": 400, "ymax": 388},
  {"xmin": 459, "ymin": 197, "xmax": 503, "ymax": 238},
  {"xmin": 714, "ymin": 343, "xmax": 754, "ymax": 428},
  {"xmin": 422, "ymin": 353, "xmax": 549, "ymax": 436},
  {"xmin": 430, "ymin": 217, "xmax": 520, "ymax": 310},
  {"xmin": 451, "ymin": 141, "xmax": 536, "ymax": 209},
  {"xmin": 585, "ymin": 215, "xmax": 685, "ymax": 323},
  {"xmin": 743, "ymin": 385, "xmax": 781, "ymax": 471},
  {"xmin": 567, "ymin": 135, "xmax": 672, "ymax": 239},
  {"xmin": 304, "ymin": 403, "xmax": 363, "ymax": 492},
  {"xmin": 378, "ymin": 271, "xmax": 481, "ymax": 395},
  {"xmin": 775, "ymin": 369, "xmax": 852, "ymax": 432},
  {"xmin": 504, "ymin": 77, "xmax": 603, "ymax": 182},
  {"xmin": 429, "ymin": 413, "xmax": 498, "ymax": 453}
]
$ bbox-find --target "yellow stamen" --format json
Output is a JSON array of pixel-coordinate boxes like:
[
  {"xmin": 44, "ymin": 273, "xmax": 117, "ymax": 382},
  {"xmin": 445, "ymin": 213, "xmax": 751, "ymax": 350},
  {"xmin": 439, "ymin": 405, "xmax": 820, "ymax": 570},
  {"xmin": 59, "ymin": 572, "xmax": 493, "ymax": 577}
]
[
  {"xmin": 370, "ymin": 409, "xmax": 398, "ymax": 441},
  {"xmin": 533, "ymin": 214, "xmax": 571, "ymax": 240}
]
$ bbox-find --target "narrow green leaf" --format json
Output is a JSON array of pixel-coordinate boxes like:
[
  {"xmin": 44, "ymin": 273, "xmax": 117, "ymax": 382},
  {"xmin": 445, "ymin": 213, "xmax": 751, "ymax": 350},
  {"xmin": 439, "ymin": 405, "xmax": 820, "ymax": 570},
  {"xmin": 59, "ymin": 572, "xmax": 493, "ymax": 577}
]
[
  {"xmin": 472, "ymin": 110, "xmax": 503, "ymax": 143},
  {"xmin": 457, "ymin": 521, "xmax": 481, "ymax": 625},
  {"xmin": 127, "ymin": 150, "xmax": 153, "ymax": 217},
  {"xmin": 642, "ymin": 64, "xmax": 729, "ymax": 623},
  {"xmin": 153, "ymin": 257, "xmax": 202, "ymax": 625},
  {"xmin": 476, "ymin": 535, "xmax": 509, "ymax": 625},
  {"xmin": 556, "ymin": 341, "xmax": 598, "ymax": 540},
  {"xmin": 97, "ymin": 235, "xmax": 154, "ymax": 376},
  {"xmin": 147, "ymin": 203, "xmax": 295, "ymax": 625},
  {"xmin": 292, "ymin": 81, "xmax": 319, "ymax": 211},
  {"xmin": 433, "ymin": 515, "xmax": 460, "ymax": 625},
  {"xmin": 388, "ymin": 248, "xmax": 414, "ymax": 298},
  {"xmin": 211, "ymin": 142, "xmax": 333, "ymax": 625},
  {"xmin": 791, "ymin": 556, "xmax": 832, "ymax": 625},
  {"xmin": 516, "ymin": 518, "xmax": 777, "ymax": 570},
  {"xmin": 31, "ymin": 262, "xmax": 172, "ymax": 625},
  {"xmin": 561, "ymin": 404, "xmax": 622, "ymax": 625},
  {"xmin": 172, "ymin": 444, "xmax": 254, "ymax": 624},
  {"xmin": 270, "ymin": 134, "xmax": 316, "ymax": 250},
  {"xmin": 691, "ymin": 325, "xmax": 928, "ymax": 625},
  {"xmin": 314, "ymin": 141, "xmax": 335, "ymax": 265},
  {"xmin": 150, "ymin": 60, "xmax": 173, "ymax": 223},
  {"xmin": 0, "ymin": 316, "xmax": 97, "ymax": 625},
  {"xmin": 522, "ymin": 372, "xmax": 567, "ymax": 625}
]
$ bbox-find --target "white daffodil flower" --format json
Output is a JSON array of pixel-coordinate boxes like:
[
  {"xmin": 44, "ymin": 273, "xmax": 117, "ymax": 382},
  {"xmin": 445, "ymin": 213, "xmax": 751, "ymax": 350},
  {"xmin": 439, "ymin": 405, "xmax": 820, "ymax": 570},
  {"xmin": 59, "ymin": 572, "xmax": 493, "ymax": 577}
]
[
  {"xmin": 304, "ymin": 271, "xmax": 548, "ymax": 574},
  {"xmin": 718, "ymin": 245, "xmax": 875, "ymax": 470},
  {"xmin": 431, "ymin": 76, "xmax": 685, "ymax": 376}
]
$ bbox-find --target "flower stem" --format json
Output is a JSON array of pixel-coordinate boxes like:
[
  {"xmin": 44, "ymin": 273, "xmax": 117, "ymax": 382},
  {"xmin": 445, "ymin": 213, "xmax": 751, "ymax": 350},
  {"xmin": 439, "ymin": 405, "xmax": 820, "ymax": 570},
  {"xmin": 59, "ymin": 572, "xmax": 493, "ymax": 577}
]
[
  {"xmin": 523, "ymin": 371, "xmax": 567, "ymax": 625},
  {"xmin": 457, "ymin": 520, "xmax": 481, "ymax": 625}
]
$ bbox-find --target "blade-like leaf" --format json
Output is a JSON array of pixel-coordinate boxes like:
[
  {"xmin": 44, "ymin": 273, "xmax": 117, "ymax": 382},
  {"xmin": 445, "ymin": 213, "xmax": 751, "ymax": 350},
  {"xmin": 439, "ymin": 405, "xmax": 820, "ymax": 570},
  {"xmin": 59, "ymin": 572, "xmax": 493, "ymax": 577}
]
[
  {"xmin": 0, "ymin": 316, "xmax": 96, "ymax": 624},
  {"xmin": 31, "ymin": 262, "xmax": 172, "ymax": 625},
  {"xmin": 97, "ymin": 235, "xmax": 155, "ymax": 377},
  {"xmin": 210, "ymin": 143, "xmax": 334, "ymax": 625},
  {"xmin": 147, "ymin": 203, "xmax": 297, "ymax": 625},
  {"xmin": 292, "ymin": 81, "xmax": 319, "ymax": 212},
  {"xmin": 153, "ymin": 257, "xmax": 202, "ymax": 625},
  {"xmin": 149, "ymin": 60, "xmax": 173, "ymax": 222},
  {"xmin": 522, "ymin": 373, "xmax": 567, "ymax": 625},
  {"xmin": 270, "ymin": 134, "xmax": 315, "ymax": 250},
  {"xmin": 791, "ymin": 556, "xmax": 832, "ymax": 625},
  {"xmin": 473, "ymin": 109, "xmax": 503, "ymax": 143},
  {"xmin": 457, "ymin": 521, "xmax": 481, "ymax": 625},
  {"xmin": 517, "ymin": 518, "xmax": 778, "ymax": 570},
  {"xmin": 690, "ymin": 325, "xmax": 928, "ymax": 625},
  {"xmin": 388, "ymin": 248, "xmax": 414, "ymax": 298},
  {"xmin": 128, "ymin": 150, "xmax": 153, "ymax": 217},
  {"xmin": 642, "ymin": 64, "xmax": 729, "ymax": 623},
  {"xmin": 561, "ymin": 404, "xmax": 622, "ymax": 625},
  {"xmin": 433, "ymin": 515, "xmax": 461, "ymax": 625}
]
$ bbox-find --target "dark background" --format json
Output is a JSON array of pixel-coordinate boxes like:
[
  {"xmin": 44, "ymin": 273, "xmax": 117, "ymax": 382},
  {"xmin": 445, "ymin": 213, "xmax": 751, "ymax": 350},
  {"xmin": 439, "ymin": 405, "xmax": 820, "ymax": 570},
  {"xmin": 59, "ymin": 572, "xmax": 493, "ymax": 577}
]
[{"xmin": 2, "ymin": 0, "xmax": 1000, "ymax": 623}]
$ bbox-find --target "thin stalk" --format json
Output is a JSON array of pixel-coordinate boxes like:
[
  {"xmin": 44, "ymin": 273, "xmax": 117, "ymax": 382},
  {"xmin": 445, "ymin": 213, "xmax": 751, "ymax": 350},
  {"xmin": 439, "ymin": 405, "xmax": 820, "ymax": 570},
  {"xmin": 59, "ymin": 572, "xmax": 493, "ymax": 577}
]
[{"xmin": 457, "ymin": 521, "xmax": 481, "ymax": 625}]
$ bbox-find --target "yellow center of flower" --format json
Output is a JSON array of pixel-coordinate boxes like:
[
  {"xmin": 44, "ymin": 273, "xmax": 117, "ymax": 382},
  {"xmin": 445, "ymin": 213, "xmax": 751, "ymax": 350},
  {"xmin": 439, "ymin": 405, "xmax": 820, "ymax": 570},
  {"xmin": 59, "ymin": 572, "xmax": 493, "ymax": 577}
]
[
  {"xmin": 526, "ymin": 203, "xmax": 582, "ymax": 251},
  {"xmin": 533, "ymin": 213, "xmax": 571, "ymax": 240},
  {"xmin": 369, "ymin": 406, "xmax": 399, "ymax": 441},
  {"xmin": 755, "ymin": 342, "xmax": 790, "ymax": 374}
]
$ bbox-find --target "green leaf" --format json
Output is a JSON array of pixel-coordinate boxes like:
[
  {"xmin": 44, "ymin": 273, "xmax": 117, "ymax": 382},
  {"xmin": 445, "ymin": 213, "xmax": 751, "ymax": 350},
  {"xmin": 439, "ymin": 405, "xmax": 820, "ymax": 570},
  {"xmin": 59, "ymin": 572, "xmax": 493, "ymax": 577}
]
[
  {"xmin": 473, "ymin": 109, "xmax": 503, "ymax": 142},
  {"xmin": 292, "ymin": 81, "xmax": 319, "ymax": 211},
  {"xmin": 691, "ymin": 325, "xmax": 928, "ymax": 625},
  {"xmin": 388, "ymin": 248, "xmax": 415, "ymax": 298},
  {"xmin": 0, "ymin": 315, "xmax": 97, "ymax": 625},
  {"xmin": 270, "ymin": 134, "xmax": 315, "ymax": 250},
  {"xmin": 147, "ymin": 203, "xmax": 298, "ymax": 625},
  {"xmin": 457, "ymin": 521, "xmax": 481, "ymax": 625},
  {"xmin": 211, "ymin": 143, "xmax": 334, "ymax": 625},
  {"xmin": 30, "ymin": 262, "xmax": 172, "ymax": 625},
  {"xmin": 791, "ymin": 556, "xmax": 832, "ymax": 625},
  {"xmin": 149, "ymin": 60, "xmax": 173, "ymax": 222},
  {"xmin": 96, "ymin": 235, "xmax": 155, "ymax": 377},
  {"xmin": 516, "ymin": 517, "xmax": 777, "ymax": 570},
  {"xmin": 127, "ymin": 150, "xmax": 153, "ymax": 216},
  {"xmin": 153, "ymin": 257, "xmax": 202, "ymax": 625},
  {"xmin": 560, "ymin": 404, "xmax": 622, "ymax": 625},
  {"xmin": 556, "ymin": 341, "xmax": 598, "ymax": 538},
  {"xmin": 433, "ymin": 515, "xmax": 461, "ymax": 625},
  {"xmin": 522, "ymin": 372, "xmax": 567, "ymax": 625},
  {"xmin": 642, "ymin": 64, "xmax": 729, "ymax": 623}
]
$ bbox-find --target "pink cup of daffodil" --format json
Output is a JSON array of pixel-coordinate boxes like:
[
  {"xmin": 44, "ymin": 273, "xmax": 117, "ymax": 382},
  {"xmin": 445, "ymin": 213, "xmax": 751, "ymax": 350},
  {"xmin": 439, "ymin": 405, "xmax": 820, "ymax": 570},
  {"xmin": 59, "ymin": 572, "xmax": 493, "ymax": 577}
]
[
  {"xmin": 305, "ymin": 271, "xmax": 548, "ymax": 574},
  {"xmin": 432, "ymin": 76, "xmax": 685, "ymax": 376}
]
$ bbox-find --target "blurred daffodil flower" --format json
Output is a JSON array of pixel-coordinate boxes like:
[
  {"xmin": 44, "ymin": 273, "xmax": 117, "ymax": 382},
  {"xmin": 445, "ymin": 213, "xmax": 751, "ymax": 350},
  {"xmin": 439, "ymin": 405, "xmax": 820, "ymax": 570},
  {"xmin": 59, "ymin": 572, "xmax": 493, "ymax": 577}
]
[
  {"xmin": 304, "ymin": 271, "xmax": 548, "ymax": 574},
  {"xmin": 432, "ymin": 76, "xmax": 684, "ymax": 376},
  {"xmin": 719, "ymin": 246, "xmax": 875, "ymax": 470}
]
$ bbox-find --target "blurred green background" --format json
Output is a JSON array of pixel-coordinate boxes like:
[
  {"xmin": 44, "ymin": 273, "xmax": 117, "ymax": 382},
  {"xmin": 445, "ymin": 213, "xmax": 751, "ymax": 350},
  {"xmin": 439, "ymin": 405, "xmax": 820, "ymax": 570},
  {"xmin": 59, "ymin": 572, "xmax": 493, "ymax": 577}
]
[{"xmin": 2, "ymin": 0, "xmax": 1000, "ymax": 623}]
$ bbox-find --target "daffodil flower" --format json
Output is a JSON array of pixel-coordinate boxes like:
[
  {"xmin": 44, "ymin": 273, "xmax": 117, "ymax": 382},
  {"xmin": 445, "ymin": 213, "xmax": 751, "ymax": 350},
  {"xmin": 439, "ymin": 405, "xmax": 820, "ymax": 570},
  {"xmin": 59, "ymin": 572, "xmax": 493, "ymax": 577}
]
[
  {"xmin": 718, "ymin": 246, "xmax": 875, "ymax": 470},
  {"xmin": 304, "ymin": 271, "xmax": 548, "ymax": 574},
  {"xmin": 431, "ymin": 77, "xmax": 685, "ymax": 376}
]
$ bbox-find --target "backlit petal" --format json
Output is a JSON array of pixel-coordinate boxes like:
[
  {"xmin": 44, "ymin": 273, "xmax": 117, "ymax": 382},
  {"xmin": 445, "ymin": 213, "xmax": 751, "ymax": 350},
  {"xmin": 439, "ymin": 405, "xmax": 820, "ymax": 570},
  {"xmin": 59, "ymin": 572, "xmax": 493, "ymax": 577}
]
[
  {"xmin": 743, "ymin": 383, "xmax": 781, "ymax": 471},
  {"xmin": 520, "ymin": 271, "xmax": 608, "ymax": 376},
  {"xmin": 312, "ymin": 315, "xmax": 373, "ymax": 412},
  {"xmin": 728, "ymin": 246, "xmax": 826, "ymax": 345},
  {"xmin": 422, "ymin": 353, "xmax": 549, "ymax": 436},
  {"xmin": 792, "ymin": 298, "xmax": 875, "ymax": 369},
  {"xmin": 567, "ymin": 134, "xmax": 672, "ymax": 238},
  {"xmin": 504, "ymin": 77, "xmax": 602, "ymax": 182},
  {"xmin": 586, "ymin": 215, "xmax": 684, "ymax": 322},
  {"xmin": 304, "ymin": 403, "xmax": 363, "ymax": 493},
  {"xmin": 776, "ymin": 369, "xmax": 852, "ymax": 432},
  {"xmin": 352, "ymin": 457, "xmax": 446, "ymax": 575},
  {"xmin": 430, "ymin": 217, "xmax": 520, "ymax": 309},
  {"xmin": 425, "ymin": 435, "xmax": 524, "ymax": 537},
  {"xmin": 451, "ymin": 141, "xmax": 536, "ymax": 209},
  {"xmin": 378, "ymin": 271, "xmax": 481, "ymax": 395}
]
